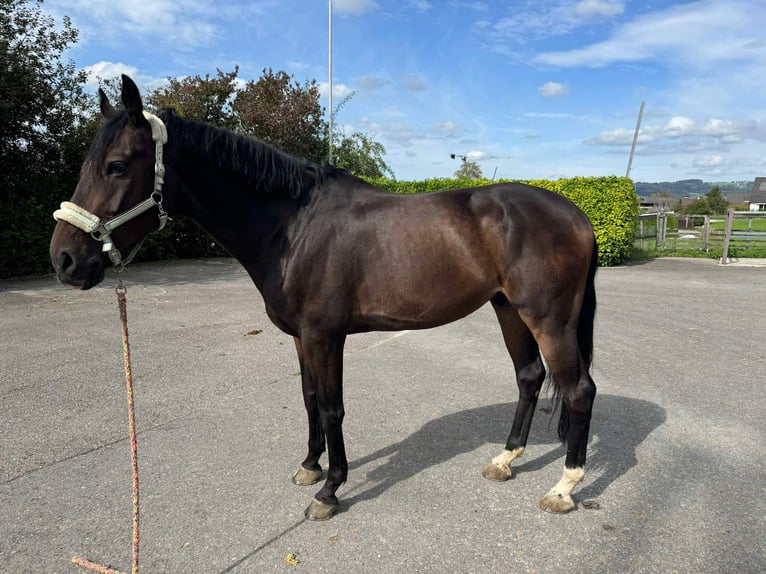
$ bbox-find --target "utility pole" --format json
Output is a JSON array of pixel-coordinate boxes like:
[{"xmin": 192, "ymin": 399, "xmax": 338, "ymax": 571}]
[{"xmin": 626, "ymin": 101, "xmax": 645, "ymax": 178}]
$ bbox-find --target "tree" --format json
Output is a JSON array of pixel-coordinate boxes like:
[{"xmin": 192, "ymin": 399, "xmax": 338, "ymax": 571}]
[
  {"xmin": 232, "ymin": 68, "xmax": 326, "ymax": 163},
  {"xmin": 678, "ymin": 198, "xmax": 711, "ymax": 215},
  {"xmin": 677, "ymin": 186, "xmax": 729, "ymax": 215},
  {"xmin": 333, "ymin": 132, "xmax": 394, "ymax": 179},
  {"xmin": 0, "ymin": 0, "xmax": 92, "ymax": 277},
  {"xmin": 454, "ymin": 160, "xmax": 483, "ymax": 180},
  {"xmin": 0, "ymin": 0, "xmax": 90, "ymax": 185},
  {"xmin": 325, "ymin": 90, "xmax": 393, "ymax": 178},
  {"xmin": 146, "ymin": 68, "xmax": 239, "ymax": 129},
  {"xmin": 706, "ymin": 185, "xmax": 728, "ymax": 214}
]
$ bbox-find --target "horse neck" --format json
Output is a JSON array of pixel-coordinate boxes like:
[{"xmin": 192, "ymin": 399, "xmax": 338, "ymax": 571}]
[{"xmin": 162, "ymin": 118, "xmax": 309, "ymax": 287}]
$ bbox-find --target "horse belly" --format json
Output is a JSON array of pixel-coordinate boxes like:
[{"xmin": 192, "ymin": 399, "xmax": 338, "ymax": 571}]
[{"xmin": 353, "ymin": 252, "xmax": 497, "ymax": 332}]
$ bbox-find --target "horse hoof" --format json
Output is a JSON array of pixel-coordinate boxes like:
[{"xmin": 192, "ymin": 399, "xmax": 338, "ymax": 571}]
[
  {"xmin": 304, "ymin": 498, "xmax": 339, "ymax": 521},
  {"xmin": 292, "ymin": 466, "xmax": 322, "ymax": 486},
  {"xmin": 539, "ymin": 492, "xmax": 575, "ymax": 513},
  {"xmin": 481, "ymin": 462, "xmax": 512, "ymax": 482}
]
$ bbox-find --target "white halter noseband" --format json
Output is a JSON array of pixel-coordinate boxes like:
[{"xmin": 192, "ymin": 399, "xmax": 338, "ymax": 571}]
[{"xmin": 53, "ymin": 112, "xmax": 169, "ymax": 269}]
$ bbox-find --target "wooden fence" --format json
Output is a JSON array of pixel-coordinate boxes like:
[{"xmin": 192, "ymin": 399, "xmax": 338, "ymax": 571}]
[{"xmin": 635, "ymin": 210, "xmax": 766, "ymax": 262}]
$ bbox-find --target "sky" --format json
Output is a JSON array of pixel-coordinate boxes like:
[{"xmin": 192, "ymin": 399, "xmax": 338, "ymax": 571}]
[{"xmin": 42, "ymin": 0, "xmax": 766, "ymax": 183}]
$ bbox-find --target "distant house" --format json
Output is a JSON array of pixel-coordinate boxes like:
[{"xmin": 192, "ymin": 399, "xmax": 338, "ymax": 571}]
[
  {"xmin": 722, "ymin": 192, "xmax": 748, "ymax": 205},
  {"xmin": 639, "ymin": 195, "xmax": 681, "ymax": 212},
  {"xmin": 749, "ymin": 194, "xmax": 766, "ymax": 212},
  {"xmin": 748, "ymin": 178, "xmax": 766, "ymax": 211}
]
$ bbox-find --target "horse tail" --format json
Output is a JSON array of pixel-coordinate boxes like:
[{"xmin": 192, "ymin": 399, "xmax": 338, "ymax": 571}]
[
  {"xmin": 577, "ymin": 236, "xmax": 598, "ymax": 371},
  {"xmin": 557, "ymin": 235, "xmax": 598, "ymax": 443}
]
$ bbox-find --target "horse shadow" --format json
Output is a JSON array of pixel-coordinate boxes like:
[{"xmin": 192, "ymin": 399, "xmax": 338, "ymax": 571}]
[{"xmin": 343, "ymin": 394, "xmax": 665, "ymax": 509}]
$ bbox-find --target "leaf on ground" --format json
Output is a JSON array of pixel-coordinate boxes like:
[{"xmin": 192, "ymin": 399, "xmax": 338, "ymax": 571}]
[
  {"xmin": 284, "ymin": 553, "xmax": 300, "ymax": 566},
  {"xmin": 245, "ymin": 329, "xmax": 263, "ymax": 336}
]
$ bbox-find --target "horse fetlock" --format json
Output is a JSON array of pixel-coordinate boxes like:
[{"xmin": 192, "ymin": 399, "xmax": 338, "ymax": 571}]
[{"xmin": 292, "ymin": 466, "xmax": 323, "ymax": 486}]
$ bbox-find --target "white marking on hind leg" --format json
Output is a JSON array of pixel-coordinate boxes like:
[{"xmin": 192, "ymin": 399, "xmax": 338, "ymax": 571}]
[
  {"xmin": 539, "ymin": 466, "xmax": 585, "ymax": 513},
  {"xmin": 552, "ymin": 466, "xmax": 584, "ymax": 496}
]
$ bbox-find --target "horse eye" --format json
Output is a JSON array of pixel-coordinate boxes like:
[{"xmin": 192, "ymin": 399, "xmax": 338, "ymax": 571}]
[{"xmin": 107, "ymin": 161, "xmax": 127, "ymax": 175}]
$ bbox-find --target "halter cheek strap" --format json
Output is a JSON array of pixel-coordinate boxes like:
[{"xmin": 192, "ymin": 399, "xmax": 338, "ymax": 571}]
[{"xmin": 53, "ymin": 112, "xmax": 169, "ymax": 269}]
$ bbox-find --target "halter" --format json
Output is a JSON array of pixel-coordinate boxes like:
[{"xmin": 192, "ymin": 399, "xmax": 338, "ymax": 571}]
[{"xmin": 53, "ymin": 111, "xmax": 169, "ymax": 270}]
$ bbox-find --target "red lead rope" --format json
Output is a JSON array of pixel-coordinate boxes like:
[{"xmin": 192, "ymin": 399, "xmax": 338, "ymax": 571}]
[{"xmin": 72, "ymin": 284, "xmax": 140, "ymax": 574}]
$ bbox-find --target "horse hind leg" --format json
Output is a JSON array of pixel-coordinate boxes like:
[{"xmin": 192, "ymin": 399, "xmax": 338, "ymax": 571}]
[
  {"xmin": 534, "ymin": 329, "xmax": 596, "ymax": 513},
  {"xmin": 482, "ymin": 296, "xmax": 546, "ymax": 482}
]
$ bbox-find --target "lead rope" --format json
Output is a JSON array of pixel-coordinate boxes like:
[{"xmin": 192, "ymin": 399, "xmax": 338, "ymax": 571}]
[{"xmin": 72, "ymin": 275, "xmax": 140, "ymax": 574}]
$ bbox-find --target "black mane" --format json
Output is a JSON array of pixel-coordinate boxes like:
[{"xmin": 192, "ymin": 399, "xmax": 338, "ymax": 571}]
[
  {"xmin": 160, "ymin": 110, "xmax": 333, "ymax": 198},
  {"xmin": 90, "ymin": 108, "xmax": 335, "ymax": 198}
]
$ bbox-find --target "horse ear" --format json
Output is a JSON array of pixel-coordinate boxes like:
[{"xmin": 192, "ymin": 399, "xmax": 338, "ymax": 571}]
[
  {"xmin": 98, "ymin": 88, "xmax": 116, "ymax": 118},
  {"xmin": 120, "ymin": 74, "xmax": 147, "ymax": 128}
]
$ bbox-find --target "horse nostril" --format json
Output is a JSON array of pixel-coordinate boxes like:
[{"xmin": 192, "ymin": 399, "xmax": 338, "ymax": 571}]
[{"xmin": 59, "ymin": 249, "xmax": 75, "ymax": 274}]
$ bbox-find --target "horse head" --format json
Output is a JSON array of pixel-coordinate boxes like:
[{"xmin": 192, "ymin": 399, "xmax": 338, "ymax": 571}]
[{"xmin": 50, "ymin": 75, "xmax": 167, "ymax": 289}]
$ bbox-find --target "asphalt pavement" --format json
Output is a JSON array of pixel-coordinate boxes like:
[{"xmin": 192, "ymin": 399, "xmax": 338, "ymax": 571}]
[{"xmin": 1, "ymin": 257, "xmax": 764, "ymax": 573}]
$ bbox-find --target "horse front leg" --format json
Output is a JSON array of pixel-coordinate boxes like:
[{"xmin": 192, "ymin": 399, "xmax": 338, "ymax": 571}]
[
  {"xmin": 299, "ymin": 332, "xmax": 347, "ymax": 521},
  {"xmin": 291, "ymin": 337, "xmax": 325, "ymax": 486}
]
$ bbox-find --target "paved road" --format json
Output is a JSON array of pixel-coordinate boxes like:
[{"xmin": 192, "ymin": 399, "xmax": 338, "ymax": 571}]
[{"xmin": 1, "ymin": 257, "xmax": 764, "ymax": 573}]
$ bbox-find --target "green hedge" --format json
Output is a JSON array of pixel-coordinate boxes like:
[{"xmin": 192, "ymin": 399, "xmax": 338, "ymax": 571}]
[
  {"xmin": 1, "ymin": 175, "xmax": 636, "ymax": 279},
  {"xmin": 367, "ymin": 176, "xmax": 639, "ymax": 266}
]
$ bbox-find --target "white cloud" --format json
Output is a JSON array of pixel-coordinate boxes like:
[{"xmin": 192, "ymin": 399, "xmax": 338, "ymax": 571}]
[
  {"xmin": 50, "ymin": 0, "xmax": 220, "ymax": 50},
  {"xmin": 588, "ymin": 114, "xmax": 763, "ymax": 156},
  {"xmin": 588, "ymin": 128, "xmax": 636, "ymax": 146},
  {"xmin": 538, "ymin": 81, "xmax": 568, "ymax": 98},
  {"xmin": 693, "ymin": 154, "xmax": 725, "ymax": 168},
  {"xmin": 574, "ymin": 0, "xmax": 624, "ymax": 18},
  {"xmin": 82, "ymin": 62, "xmax": 139, "ymax": 90},
  {"xmin": 400, "ymin": 74, "xmax": 429, "ymax": 92},
  {"xmin": 80, "ymin": 62, "xmax": 168, "ymax": 95},
  {"xmin": 411, "ymin": 0, "xmax": 432, "ymax": 13},
  {"xmin": 466, "ymin": 150, "xmax": 488, "ymax": 161},
  {"xmin": 664, "ymin": 116, "xmax": 696, "ymax": 137},
  {"xmin": 523, "ymin": 111, "xmax": 581, "ymax": 120},
  {"xmin": 334, "ymin": 0, "xmax": 378, "ymax": 15},
  {"xmin": 357, "ymin": 75, "xmax": 388, "ymax": 90},
  {"xmin": 318, "ymin": 82, "xmax": 356, "ymax": 99},
  {"xmin": 485, "ymin": 0, "xmax": 625, "ymax": 50},
  {"xmin": 534, "ymin": 0, "xmax": 764, "ymax": 68},
  {"xmin": 430, "ymin": 121, "xmax": 464, "ymax": 136},
  {"xmin": 287, "ymin": 61, "xmax": 310, "ymax": 73}
]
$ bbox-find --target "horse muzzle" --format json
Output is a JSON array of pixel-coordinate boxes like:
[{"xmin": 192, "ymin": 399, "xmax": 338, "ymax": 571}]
[{"xmin": 50, "ymin": 243, "xmax": 106, "ymax": 289}]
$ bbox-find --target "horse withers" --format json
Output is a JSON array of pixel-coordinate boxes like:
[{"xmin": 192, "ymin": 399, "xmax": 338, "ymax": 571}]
[{"xmin": 50, "ymin": 75, "xmax": 598, "ymax": 520}]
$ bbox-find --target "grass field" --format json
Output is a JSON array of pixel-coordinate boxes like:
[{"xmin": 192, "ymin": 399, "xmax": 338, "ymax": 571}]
[{"xmin": 710, "ymin": 217, "xmax": 766, "ymax": 231}]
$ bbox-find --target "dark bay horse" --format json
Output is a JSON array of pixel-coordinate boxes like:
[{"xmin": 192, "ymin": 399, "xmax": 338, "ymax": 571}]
[{"xmin": 50, "ymin": 75, "xmax": 598, "ymax": 520}]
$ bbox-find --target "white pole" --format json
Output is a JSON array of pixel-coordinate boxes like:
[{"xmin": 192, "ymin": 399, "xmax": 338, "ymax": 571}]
[
  {"xmin": 626, "ymin": 101, "xmax": 645, "ymax": 178},
  {"xmin": 328, "ymin": 0, "xmax": 333, "ymax": 165}
]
